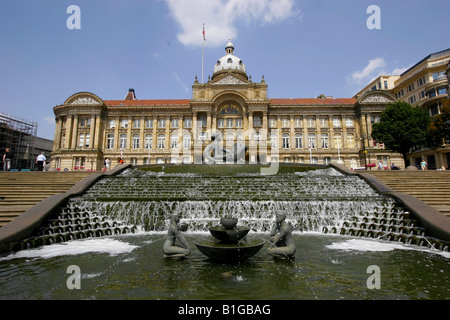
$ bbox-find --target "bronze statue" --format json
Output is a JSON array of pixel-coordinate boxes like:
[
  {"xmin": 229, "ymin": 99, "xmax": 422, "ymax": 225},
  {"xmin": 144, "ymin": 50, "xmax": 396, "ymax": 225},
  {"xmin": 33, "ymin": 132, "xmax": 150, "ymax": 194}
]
[
  {"xmin": 267, "ymin": 211, "xmax": 296, "ymax": 259},
  {"xmin": 163, "ymin": 213, "xmax": 191, "ymax": 258}
]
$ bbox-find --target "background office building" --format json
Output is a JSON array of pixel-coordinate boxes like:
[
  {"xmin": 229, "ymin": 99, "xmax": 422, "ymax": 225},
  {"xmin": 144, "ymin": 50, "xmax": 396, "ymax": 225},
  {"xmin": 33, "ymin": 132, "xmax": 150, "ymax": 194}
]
[{"xmin": 355, "ymin": 48, "xmax": 450, "ymax": 169}]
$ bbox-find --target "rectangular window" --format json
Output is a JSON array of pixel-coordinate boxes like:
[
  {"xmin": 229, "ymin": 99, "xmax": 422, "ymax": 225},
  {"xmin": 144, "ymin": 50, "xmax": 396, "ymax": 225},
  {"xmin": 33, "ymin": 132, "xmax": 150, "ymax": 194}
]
[
  {"xmin": 120, "ymin": 119, "xmax": 128, "ymax": 128},
  {"xmin": 282, "ymin": 117, "xmax": 290, "ymax": 128},
  {"xmin": 158, "ymin": 118, "xmax": 166, "ymax": 128},
  {"xmin": 269, "ymin": 118, "xmax": 277, "ymax": 128},
  {"xmin": 171, "ymin": 119, "xmax": 178, "ymax": 128},
  {"xmin": 334, "ymin": 135, "xmax": 342, "ymax": 149},
  {"xmin": 320, "ymin": 117, "xmax": 328, "ymax": 128},
  {"xmin": 132, "ymin": 134, "xmax": 140, "ymax": 149},
  {"xmin": 253, "ymin": 116, "xmax": 262, "ymax": 127},
  {"xmin": 308, "ymin": 134, "xmax": 316, "ymax": 149},
  {"xmin": 158, "ymin": 135, "xmax": 165, "ymax": 149},
  {"xmin": 80, "ymin": 117, "xmax": 91, "ymax": 127},
  {"xmin": 145, "ymin": 135, "xmax": 152, "ymax": 149},
  {"xmin": 119, "ymin": 134, "xmax": 127, "ymax": 149},
  {"xmin": 133, "ymin": 119, "xmax": 140, "ymax": 129},
  {"xmin": 198, "ymin": 132, "xmax": 207, "ymax": 141},
  {"xmin": 295, "ymin": 134, "xmax": 303, "ymax": 149},
  {"xmin": 282, "ymin": 134, "xmax": 290, "ymax": 149},
  {"xmin": 218, "ymin": 119, "xmax": 225, "ymax": 128},
  {"xmin": 145, "ymin": 119, "xmax": 153, "ymax": 128},
  {"xmin": 184, "ymin": 118, "xmax": 192, "ymax": 128},
  {"xmin": 108, "ymin": 119, "xmax": 116, "ymax": 129},
  {"xmin": 235, "ymin": 119, "xmax": 242, "ymax": 128},
  {"xmin": 347, "ymin": 134, "xmax": 355, "ymax": 149},
  {"xmin": 227, "ymin": 119, "xmax": 234, "ymax": 128},
  {"xmin": 321, "ymin": 133, "xmax": 329, "ymax": 149},
  {"xmin": 437, "ymin": 87, "xmax": 447, "ymax": 96},
  {"xmin": 183, "ymin": 135, "xmax": 191, "ymax": 149},
  {"xmin": 84, "ymin": 133, "xmax": 90, "ymax": 148},
  {"xmin": 270, "ymin": 132, "xmax": 277, "ymax": 149},
  {"xmin": 294, "ymin": 117, "xmax": 302, "ymax": 128},
  {"xmin": 307, "ymin": 117, "xmax": 315, "ymax": 128},
  {"xmin": 333, "ymin": 117, "xmax": 341, "ymax": 128},
  {"xmin": 78, "ymin": 133, "xmax": 84, "ymax": 148},
  {"xmin": 384, "ymin": 80, "xmax": 388, "ymax": 89},
  {"xmin": 171, "ymin": 134, "xmax": 178, "ymax": 149},
  {"xmin": 345, "ymin": 117, "xmax": 354, "ymax": 128},
  {"xmin": 107, "ymin": 134, "xmax": 114, "ymax": 150}
]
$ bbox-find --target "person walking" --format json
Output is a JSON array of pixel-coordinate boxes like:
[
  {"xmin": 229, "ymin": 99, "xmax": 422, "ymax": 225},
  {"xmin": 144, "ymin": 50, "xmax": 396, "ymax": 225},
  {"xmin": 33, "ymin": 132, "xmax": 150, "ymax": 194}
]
[
  {"xmin": 421, "ymin": 159, "xmax": 427, "ymax": 170},
  {"xmin": 378, "ymin": 160, "xmax": 383, "ymax": 170},
  {"xmin": 36, "ymin": 152, "xmax": 46, "ymax": 171},
  {"xmin": 105, "ymin": 158, "xmax": 111, "ymax": 171},
  {"xmin": 3, "ymin": 148, "xmax": 12, "ymax": 171}
]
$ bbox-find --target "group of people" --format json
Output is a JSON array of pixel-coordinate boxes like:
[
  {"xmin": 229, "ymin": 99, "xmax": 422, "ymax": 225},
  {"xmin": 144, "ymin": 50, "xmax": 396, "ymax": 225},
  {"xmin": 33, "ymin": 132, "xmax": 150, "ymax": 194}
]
[
  {"xmin": 163, "ymin": 211, "xmax": 296, "ymax": 260},
  {"xmin": 2, "ymin": 148, "xmax": 47, "ymax": 171}
]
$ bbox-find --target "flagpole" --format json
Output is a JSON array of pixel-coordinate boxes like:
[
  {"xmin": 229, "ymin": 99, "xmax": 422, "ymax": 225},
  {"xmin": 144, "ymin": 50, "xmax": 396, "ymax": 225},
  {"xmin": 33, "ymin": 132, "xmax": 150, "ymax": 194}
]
[
  {"xmin": 202, "ymin": 38, "xmax": 204, "ymax": 83},
  {"xmin": 202, "ymin": 23, "xmax": 205, "ymax": 84}
]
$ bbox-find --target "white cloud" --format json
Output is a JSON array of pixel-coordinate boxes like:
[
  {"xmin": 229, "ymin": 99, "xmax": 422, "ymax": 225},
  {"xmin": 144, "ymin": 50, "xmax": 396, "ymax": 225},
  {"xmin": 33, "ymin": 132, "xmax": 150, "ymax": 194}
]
[
  {"xmin": 348, "ymin": 57, "xmax": 411, "ymax": 86},
  {"xmin": 349, "ymin": 57, "xmax": 386, "ymax": 84},
  {"xmin": 172, "ymin": 72, "xmax": 189, "ymax": 93},
  {"xmin": 44, "ymin": 116, "xmax": 55, "ymax": 124},
  {"xmin": 165, "ymin": 0, "xmax": 299, "ymax": 47}
]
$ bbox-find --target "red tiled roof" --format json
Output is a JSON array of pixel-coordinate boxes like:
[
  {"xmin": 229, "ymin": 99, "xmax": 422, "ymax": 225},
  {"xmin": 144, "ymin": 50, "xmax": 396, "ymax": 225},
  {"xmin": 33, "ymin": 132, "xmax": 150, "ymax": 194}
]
[
  {"xmin": 104, "ymin": 99, "xmax": 190, "ymax": 107},
  {"xmin": 271, "ymin": 98, "xmax": 357, "ymax": 105},
  {"xmin": 103, "ymin": 98, "xmax": 357, "ymax": 107}
]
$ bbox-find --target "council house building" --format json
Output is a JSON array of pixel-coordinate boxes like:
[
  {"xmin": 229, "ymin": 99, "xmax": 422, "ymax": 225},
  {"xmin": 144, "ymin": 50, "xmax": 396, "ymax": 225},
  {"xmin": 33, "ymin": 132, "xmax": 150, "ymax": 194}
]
[{"xmin": 50, "ymin": 39, "xmax": 404, "ymax": 171}]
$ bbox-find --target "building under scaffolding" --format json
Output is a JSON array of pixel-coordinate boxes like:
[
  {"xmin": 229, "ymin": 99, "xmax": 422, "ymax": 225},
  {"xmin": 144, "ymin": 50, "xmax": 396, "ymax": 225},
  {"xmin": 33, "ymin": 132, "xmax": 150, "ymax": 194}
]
[{"xmin": 0, "ymin": 113, "xmax": 43, "ymax": 170}]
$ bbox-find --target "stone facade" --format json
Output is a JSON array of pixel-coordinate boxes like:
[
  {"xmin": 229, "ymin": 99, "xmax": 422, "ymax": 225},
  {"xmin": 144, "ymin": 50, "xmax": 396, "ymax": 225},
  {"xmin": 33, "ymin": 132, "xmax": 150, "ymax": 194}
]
[{"xmin": 51, "ymin": 42, "xmax": 403, "ymax": 171}]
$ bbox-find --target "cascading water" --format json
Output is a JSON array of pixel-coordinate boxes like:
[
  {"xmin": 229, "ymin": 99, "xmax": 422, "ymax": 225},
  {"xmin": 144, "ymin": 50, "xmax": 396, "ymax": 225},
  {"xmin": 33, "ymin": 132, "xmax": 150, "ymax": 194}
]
[
  {"xmin": 67, "ymin": 167, "xmax": 392, "ymax": 233},
  {"xmin": 19, "ymin": 166, "xmax": 449, "ymax": 251}
]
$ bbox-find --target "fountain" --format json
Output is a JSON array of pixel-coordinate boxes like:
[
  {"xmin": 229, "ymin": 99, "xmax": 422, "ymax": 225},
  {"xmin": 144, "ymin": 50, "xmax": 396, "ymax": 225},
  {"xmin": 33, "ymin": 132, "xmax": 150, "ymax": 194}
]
[
  {"xmin": 0, "ymin": 164, "xmax": 449, "ymax": 300},
  {"xmin": 194, "ymin": 217, "xmax": 265, "ymax": 262}
]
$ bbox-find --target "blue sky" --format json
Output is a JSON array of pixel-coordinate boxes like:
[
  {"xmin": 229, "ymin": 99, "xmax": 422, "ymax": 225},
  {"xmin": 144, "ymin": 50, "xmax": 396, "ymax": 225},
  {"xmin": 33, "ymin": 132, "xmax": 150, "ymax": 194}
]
[{"xmin": 0, "ymin": 0, "xmax": 449, "ymax": 140}]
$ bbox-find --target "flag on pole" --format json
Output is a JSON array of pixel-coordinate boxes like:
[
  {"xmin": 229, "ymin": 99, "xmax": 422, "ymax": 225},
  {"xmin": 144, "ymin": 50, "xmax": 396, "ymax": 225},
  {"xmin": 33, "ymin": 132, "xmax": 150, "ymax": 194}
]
[{"xmin": 203, "ymin": 23, "xmax": 206, "ymax": 41}]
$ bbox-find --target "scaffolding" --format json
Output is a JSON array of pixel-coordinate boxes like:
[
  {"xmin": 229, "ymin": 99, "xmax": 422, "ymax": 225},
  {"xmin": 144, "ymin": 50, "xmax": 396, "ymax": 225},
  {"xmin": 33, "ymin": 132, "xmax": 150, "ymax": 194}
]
[{"xmin": 0, "ymin": 113, "xmax": 38, "ymax": 170}]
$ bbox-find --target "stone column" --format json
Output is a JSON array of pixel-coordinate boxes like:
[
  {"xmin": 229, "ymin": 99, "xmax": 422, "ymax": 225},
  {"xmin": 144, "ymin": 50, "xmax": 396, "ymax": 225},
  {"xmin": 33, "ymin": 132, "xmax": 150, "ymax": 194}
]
[
  {"xmin": 64, "ymin": 116, "xmax": 73, "ymax": 149},
  {"xmin": 114, "ymin": 116, "xmax": 120, "ymax": 150},
  {"xmin": 53, "ymin": 116, "xmax": 62, "ymax": 151},
  {"xmin": 89, "ymin": 115, "xmax": 96, "ymax": 149},
  {"xmin": 140, "ymin": 116, "xmax": 145, "ymax": 151},
  {"xmin": 93, "ymin": 114, "xmax": 102, "ymax": 149},
  {"xmin": 71, "ymin": 115, "xmax": 79, "ymax": 149}
]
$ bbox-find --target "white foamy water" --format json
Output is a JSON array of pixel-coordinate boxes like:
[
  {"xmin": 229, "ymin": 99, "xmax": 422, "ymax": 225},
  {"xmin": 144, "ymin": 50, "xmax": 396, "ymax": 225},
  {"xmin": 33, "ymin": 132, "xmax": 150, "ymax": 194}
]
[
  {"xmin": 326, "ymin": 239, "xmax": 450, "ymax": 258},
  {"xmin": 0, "ymin": 238, "xmax": 138, "ymax": 261}
]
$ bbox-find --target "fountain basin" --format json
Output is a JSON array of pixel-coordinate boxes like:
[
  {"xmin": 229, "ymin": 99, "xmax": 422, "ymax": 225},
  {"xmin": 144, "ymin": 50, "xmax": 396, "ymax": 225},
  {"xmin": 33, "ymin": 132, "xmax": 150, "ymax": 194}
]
[
  {"xmin": 209, "ymin": 226, "xmax": 250, "ymax": 243},
  {"xmin": 194, "ymin": 238, "xmax": 265, "ymax": 262},
  {"xmin": 220, "ymin": 217, "xmax": 238, "ymax": 229}
]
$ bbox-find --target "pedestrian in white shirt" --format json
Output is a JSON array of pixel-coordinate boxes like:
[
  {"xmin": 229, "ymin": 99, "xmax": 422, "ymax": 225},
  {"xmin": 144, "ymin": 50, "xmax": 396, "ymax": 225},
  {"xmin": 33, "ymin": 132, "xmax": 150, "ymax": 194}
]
[{"xmin": 36, "ymin": 153, "xmax": 46, "ymax": 171}]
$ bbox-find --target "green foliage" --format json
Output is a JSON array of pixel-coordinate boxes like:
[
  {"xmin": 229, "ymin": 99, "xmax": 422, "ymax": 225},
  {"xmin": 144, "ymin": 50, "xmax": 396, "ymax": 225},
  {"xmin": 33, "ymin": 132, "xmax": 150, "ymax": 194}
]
[
  {"xmin": 371, "ymin": 101, "xmax": 431, "ymax": 162},
  {"xmin": 428, "ymin": 99, "xmax": 450, "ymax": 146}
]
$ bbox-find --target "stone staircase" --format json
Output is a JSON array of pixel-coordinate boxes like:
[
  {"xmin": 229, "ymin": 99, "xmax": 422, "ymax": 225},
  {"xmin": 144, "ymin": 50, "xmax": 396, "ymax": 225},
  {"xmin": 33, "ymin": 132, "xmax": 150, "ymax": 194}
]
[
  {"xmin": 366, "ymin": 170, "xmax": 450, "ymax": 218},
  {"xmin": 0, "ymin": 171, "xmax": 94, "ymax": 227}
]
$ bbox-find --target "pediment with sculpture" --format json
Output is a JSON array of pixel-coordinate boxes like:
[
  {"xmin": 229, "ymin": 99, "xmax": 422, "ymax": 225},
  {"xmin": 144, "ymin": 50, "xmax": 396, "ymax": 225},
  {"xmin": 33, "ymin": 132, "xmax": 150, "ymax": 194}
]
[
  {"xmin": 357, "ymin": 90, "xmax": 396, "ymax": 105},
  {"xmin": 64, "ymin": 92, "xmax": 104, "ymax": 106}
]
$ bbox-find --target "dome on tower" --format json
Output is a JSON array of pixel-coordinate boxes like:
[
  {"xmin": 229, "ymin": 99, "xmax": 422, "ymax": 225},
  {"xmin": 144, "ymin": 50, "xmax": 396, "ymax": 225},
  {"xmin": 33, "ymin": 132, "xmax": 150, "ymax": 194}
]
[{"xmin": 213, "ymin": 39, "xmax": 247, "ymax": 79}]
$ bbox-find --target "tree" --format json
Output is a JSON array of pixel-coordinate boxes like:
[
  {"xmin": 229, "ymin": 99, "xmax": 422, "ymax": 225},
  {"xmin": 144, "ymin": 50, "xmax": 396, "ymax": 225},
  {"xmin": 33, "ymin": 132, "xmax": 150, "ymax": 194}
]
[
  {"xmin": 428, "ymin": 99, "xmax": 450, "ymax": 146},
  {"xmin": 371, "ymin": 101, "xmax": 431, "ymax": 166}
]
